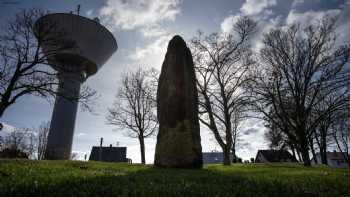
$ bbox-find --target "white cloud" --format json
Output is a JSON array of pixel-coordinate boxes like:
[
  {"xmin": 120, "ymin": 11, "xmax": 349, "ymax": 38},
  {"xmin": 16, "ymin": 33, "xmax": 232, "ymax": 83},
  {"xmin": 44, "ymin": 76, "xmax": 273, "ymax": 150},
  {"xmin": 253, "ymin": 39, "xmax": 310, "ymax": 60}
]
[
  {"xmin": 98, "ymin": 0, "xmax": 182, "ymax": 68},
  {"xmin": 140, "ymin": 25, "xmax": 168, "ymax": 38},
  {"xmin": 286, "ymin": 9, "xmax": 341, "ymax": 25},
  {"xmin": 237, "ymin": 119, "xmax": 267, "ymax": 160},
  {"xmin": 240, "ymin": 0, "xmax": 277, "ymax": 15},
  {"xmin": 130, "ymin": 34, "xmax": 173, "ymax": 69},
  {"xmin": 220, "ymin": 12, "xmax": 282, "ymax": 54},
  {"xmin": 251, "ymin": 15, "xmax": 283, "ymax": 53},
  {"xmin": 220, "ymin": 14, "xmax": 241, "ymax": 34},
  {"xmin": 336, "ymin": 4, "xmax": 350, "ymax": 44},
  {"xmin": 99, "ymin": 0, "xmax": 182, "ymax": 36},
  {"xmin": 220, "ymin": 0, "xmax": 278, "ymax": 51}
]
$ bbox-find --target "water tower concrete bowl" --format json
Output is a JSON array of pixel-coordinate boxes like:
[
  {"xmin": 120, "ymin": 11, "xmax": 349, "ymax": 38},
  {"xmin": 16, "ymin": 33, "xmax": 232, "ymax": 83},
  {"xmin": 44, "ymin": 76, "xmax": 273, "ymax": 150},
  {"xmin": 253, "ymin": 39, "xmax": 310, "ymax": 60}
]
[{"xmin": 34, "ymin": 13, "xmax": 117, "ymax": 160}]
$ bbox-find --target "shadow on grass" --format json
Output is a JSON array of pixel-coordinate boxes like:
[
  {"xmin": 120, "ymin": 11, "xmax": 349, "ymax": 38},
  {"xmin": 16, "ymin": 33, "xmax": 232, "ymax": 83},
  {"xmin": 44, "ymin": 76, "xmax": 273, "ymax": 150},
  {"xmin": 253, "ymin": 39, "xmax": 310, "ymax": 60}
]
[{"xmin": 2, "ymin": 164, "xmax": 349, "ymax": 197}]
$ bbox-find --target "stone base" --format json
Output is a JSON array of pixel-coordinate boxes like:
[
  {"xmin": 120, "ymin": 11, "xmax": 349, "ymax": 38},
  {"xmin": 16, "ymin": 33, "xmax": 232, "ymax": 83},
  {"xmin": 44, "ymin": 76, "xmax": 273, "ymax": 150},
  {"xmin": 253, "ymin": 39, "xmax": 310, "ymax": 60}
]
[{"xmin": 154, "ymin": 120, "xmax": 202, "ymax": 168}]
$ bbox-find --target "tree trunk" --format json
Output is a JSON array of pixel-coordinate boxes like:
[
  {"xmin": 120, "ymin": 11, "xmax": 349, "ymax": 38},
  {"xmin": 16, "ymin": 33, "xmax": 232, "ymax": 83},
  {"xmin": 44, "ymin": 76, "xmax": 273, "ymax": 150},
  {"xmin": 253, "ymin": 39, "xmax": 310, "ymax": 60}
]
[
  {"xmin": 320, "ymin": 128, "xmax": 328, "ymax": 165},
  {"xmin": 310, "ymin": 148, "xmax": 317, "ymax": 164},
  {"xmin": 290, "ymin": 145, "xmax": 296, "ymax": 160},
  {"xmin": 300, "ymin": 142, "xmax": 311, "ymax": 166},
  {"xmin": 320, "ymin": 147, "xmax": 327, "ymax": 165},
  {"xmin": 297, "ymin": 125, "xmax": 311, "ymax": 166},
  {"xmin": 232, "ymin": 146, "xmax": 236, "ymax": 163},
  {"xmin": 319, "ymin": 146, "xmax": 326, "ymax": 165},
  {"xmin": 294, "ymin": 147, "xmax": 302, "ymax": 162},
  {"xmin": 308, "ymin": 136, "xmax": 317, "ymax": 164},
  {"xmin": 0, "ymin": 102, "xmax": 7, "ymax": 118},
  {"xmin": 139, "ymin": 136, "xmax": 146, "ymax": 164},
  {"xmin": 223, "ymin": 145, "xmax": 231, "ymax": 165}
]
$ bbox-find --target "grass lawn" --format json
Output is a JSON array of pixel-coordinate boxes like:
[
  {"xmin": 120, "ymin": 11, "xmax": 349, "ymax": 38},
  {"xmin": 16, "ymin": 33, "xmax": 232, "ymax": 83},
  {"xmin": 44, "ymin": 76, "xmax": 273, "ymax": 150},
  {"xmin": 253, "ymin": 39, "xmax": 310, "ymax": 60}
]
[{"xmin": 0, "ymin": 159, "xmax": 349, "ymax": 197}]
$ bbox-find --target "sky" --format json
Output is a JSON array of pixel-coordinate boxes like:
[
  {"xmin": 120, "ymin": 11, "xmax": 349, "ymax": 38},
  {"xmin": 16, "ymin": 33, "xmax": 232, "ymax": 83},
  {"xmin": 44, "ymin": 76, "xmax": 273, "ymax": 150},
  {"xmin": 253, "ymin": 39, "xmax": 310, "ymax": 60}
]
[{"xmin": 0, "ymin": 0, "xmax": 350, "ymax": 163}]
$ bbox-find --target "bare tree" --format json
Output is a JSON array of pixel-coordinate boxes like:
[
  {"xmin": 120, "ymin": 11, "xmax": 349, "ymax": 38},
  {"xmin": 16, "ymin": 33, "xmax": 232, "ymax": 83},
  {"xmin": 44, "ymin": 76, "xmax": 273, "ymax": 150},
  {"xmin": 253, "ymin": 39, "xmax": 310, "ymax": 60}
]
[
  {"xmin": 264, "ymin": 123, "xmax": 287, "ymax": 150},
  {"xmin": 0, "ymin": 136, "xmax": 3, "ymax": 150},
  {"xmin": 0, "ymin": 123, "xmax": 3, "ymax": 149},
  {"xmin": 190, "ymin": 16, "xmax": 256, "ymax": 165},
  {"xmin": 36, "ymin": 121, "xmax": 50, "ymax": 160},
  {"xmin": 106, "ymin": 68, "xmax": 158, "ymax": 164},
  {"xmin": 70, "ymin": 152, "xmax": 79, "ymax": 160},
  {"xmin": 0, "ymin": 8, "xmax": 96, "ymax": 117},
  {"xmin": 263, "ymin": 108, "xmax": 302, "ymax": 161},
  {"xmin": 331, "ymin": 111, "xmax": 350, "ymax": 167},
  {"xmin": 27, "ymin": 132, "xmax": 36, "ymax": 158},
  {"xmin": 230, "ymin": 106, "xmax": 248, "ymax": 162},
  {"xmin": 1, "ymin": 127, "xmax": 34, "ymax": 158},
  {"xmin": 248, "ymin": 16, "xmax": 350, "ymax": 166},
  {"xmin": 312, "ymin": 94, "xmax": 337, "ymax": 165},
  {"xmin": 3, "ymin": 128, "xmax": 28, "ymax": 150}
]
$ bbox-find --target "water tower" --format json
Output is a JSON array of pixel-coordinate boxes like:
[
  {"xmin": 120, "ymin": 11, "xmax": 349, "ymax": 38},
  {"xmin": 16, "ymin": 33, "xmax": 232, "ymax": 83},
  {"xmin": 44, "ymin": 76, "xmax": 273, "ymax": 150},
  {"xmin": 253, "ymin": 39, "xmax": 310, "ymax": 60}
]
[{"xmin": 34, "ymin": 13, "xmax": 118, "ymax": 160}]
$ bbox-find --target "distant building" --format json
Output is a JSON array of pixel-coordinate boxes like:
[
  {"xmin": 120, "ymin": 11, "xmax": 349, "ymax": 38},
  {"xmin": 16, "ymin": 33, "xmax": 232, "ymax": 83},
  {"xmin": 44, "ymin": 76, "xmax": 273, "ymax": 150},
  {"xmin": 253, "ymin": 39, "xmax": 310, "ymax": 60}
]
[
  {"xmin": 89, "ymin": 145, "xmax": 131, "ymax": 163},
  {"xmin": 311, "ymin": 151, "xmax": 349, "ymax": 168},
  {"xmin": 255, "ymin": 149, "xmax": 298, "ymax": 163},
  {"xmin": 202, "ymin": 152, "xmax": 234, "ymax": 164}
]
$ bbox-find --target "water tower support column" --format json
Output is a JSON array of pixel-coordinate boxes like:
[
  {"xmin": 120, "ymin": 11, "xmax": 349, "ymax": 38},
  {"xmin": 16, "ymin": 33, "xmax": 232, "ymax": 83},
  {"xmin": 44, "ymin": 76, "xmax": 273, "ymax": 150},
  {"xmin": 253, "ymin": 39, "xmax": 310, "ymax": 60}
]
[
  {"xmin": 34, "ymin": 13, "xmax": 118, "ymax": 160},
  {"xmin": 45, "ymin": 71, "xmax": 84, "ymax": 160}
]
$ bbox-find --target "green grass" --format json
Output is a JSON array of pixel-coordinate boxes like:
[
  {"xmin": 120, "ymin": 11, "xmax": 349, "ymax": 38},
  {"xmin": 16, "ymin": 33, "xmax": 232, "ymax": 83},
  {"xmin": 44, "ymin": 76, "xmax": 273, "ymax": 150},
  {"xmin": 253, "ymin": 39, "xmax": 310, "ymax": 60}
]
[{"xmin": 0, "ymin": 160, "xmax": 349, "ymax": 197}]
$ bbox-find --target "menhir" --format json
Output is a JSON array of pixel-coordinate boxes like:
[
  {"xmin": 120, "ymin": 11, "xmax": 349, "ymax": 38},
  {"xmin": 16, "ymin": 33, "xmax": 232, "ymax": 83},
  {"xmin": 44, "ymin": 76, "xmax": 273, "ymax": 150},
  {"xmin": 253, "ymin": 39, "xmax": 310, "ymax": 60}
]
[{"xmin": 154, "ymin": 35, "xmax": 202, "ymax": 168}]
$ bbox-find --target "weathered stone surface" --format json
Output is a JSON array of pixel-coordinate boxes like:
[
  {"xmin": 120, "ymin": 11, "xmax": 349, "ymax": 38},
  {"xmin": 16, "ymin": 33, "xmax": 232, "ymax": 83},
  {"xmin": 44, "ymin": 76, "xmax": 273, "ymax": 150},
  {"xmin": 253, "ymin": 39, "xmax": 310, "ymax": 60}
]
[{"xmin": 154, "ymin": 35, "xmax": 203, "ymax": 168}]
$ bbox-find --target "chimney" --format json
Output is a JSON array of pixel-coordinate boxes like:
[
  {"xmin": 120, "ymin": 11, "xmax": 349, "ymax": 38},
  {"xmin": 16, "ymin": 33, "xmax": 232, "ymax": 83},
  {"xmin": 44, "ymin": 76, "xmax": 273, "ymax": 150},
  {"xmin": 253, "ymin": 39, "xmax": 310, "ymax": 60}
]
[
  {"xmin": 99, "ymin": 137, "xmax": 103, "ymax": 161},
  {"xmin": 93, "ymin": 17, "xmax": 100, "ymax": 23}
]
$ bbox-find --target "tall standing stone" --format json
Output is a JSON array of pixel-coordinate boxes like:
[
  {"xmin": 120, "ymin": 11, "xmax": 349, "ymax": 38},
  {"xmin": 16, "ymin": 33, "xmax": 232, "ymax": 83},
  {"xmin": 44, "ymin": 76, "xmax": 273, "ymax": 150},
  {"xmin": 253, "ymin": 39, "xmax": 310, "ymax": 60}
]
[{"xmin": 154, "ymin": 35, "xmax": 202, "ymax": 168}]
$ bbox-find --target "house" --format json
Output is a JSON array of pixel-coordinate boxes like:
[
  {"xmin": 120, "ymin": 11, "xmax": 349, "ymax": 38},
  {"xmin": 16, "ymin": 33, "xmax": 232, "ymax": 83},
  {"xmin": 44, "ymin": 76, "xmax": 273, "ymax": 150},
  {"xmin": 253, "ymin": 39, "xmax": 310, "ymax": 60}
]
[
  {"xmin": 311, "ymin": 151, "xmax": 349, "ymax": 168},
  {"xmin": 255, "ymin": 149, "xmax": 298, "ymax": 163},
  {"xmin": 202, "ymin": 152, "xmax": 234, "ymax": 164},
  {"xmin": 89, "ymin": 145, "xmax": 131, "ymax": 163}
]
